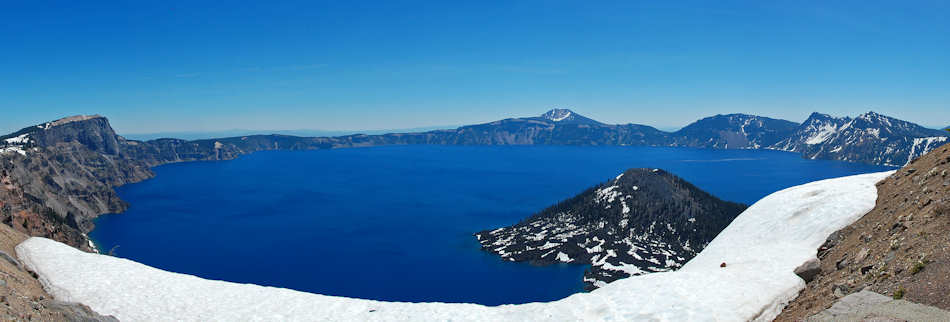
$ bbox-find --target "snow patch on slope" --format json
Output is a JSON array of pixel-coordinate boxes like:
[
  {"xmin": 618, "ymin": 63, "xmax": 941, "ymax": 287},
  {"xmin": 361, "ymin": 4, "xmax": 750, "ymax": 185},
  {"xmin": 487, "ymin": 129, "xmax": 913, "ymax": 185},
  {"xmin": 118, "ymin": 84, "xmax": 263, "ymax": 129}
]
[
  {"xmin": 3, "ymin": 133, "xmax": 31, "ymax": 145},
  {"xmin": 0, "ymin": 147, "xmax": 27, "ymax": 156},
  {"xmin": 16, "ymin": 171, "xmax": 892, "ymax": 321},
  {"xmin": 1, "ymin": 133, "xmax": 32, "ymax": 156},
  {"xmin": 907, "ymin": 137, "xmax": 948, "ymax": 165},
  {"xmin": 551, "ymin": 111, "xmax": 571, "ymax": 122},
  {"xmin": 804, "ymin": 123, "xmax": 839, "ymax": 145}
]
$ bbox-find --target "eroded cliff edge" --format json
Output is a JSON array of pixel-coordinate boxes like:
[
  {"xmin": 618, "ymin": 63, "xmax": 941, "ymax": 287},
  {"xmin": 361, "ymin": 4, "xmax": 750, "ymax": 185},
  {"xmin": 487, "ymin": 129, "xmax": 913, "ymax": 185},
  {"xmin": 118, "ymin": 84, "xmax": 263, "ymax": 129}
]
[{"xmin": 0, "ymin": 115, "xmax": 331, "ymax": 249}]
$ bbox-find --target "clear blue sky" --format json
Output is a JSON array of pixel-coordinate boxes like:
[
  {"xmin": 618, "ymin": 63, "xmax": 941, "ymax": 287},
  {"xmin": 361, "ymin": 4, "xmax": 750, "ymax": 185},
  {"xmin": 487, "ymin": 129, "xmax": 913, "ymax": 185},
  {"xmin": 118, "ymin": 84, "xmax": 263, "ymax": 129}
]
[{"xmin": 2, "ymin": 1, "xmax": 948, "ymax": 135}]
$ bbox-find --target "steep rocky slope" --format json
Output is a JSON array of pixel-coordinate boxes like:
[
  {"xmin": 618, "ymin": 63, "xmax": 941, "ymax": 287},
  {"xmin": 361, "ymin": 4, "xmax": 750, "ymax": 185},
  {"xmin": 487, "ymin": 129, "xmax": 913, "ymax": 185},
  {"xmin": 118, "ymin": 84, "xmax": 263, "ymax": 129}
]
[
  {"xmin": 474, "ymin": 168, "xmax": 746, "ymax": 289},
  {"xmin": 776, "ymin": 144, "xmax": 950, "ymax": 320},
  {"xmin": 0, "ymin": 117, "xmax": 154, "ymax": 250},
  {"xmin": 771, "ymin": 111, "xmax": 949, "ymax": 166}
]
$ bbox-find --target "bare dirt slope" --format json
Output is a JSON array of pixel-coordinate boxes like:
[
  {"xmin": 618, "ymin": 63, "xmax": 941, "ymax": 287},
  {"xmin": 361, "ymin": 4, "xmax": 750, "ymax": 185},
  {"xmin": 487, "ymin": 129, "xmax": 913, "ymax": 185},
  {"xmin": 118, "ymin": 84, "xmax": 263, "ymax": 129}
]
[{"xmin": 777, "ymin": 144, "xmax": 950, "ymax": 321}]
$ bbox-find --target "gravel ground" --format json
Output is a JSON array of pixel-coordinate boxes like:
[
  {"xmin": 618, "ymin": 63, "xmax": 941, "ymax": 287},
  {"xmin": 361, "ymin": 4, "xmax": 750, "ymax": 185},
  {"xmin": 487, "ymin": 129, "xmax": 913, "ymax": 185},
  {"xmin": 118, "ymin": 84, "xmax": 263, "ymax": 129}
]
[{"xmin": 777, "ymin": 145, "xmax": 950, "ymax": 321}]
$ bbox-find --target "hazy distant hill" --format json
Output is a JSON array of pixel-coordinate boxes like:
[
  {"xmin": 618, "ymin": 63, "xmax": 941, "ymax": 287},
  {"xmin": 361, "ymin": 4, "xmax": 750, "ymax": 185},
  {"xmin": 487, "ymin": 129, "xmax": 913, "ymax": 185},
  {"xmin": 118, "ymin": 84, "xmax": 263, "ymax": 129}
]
[{"xmin": 122, "ymin": 126, "xmax": 456, "ymax": 141}]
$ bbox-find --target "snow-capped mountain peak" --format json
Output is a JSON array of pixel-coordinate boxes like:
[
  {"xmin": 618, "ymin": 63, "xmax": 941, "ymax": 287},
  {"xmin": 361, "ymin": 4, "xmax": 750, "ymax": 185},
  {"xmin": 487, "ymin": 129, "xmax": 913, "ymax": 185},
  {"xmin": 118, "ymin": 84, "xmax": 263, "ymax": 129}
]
[
  {"xmin": 535, "ymin": 109, "xmax": 603, "ymax": 126},
  {"xmin": 540, "ymin": 108, "xmax": 577, "ymax": 122},
  {"xmin": 857, "ymin": 110, "xmax": 886, "ymax": 122},
  {"xmin": 770, "ymin": 111, "xmax": 949, "ymax": 166}
]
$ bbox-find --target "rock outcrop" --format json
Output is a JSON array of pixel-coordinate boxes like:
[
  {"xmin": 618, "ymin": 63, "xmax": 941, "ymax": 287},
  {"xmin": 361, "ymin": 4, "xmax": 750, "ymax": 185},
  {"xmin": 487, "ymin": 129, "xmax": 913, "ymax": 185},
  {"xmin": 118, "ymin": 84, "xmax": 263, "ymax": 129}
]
[{"xmin": 804, "ymin": 290, "xmax": 950, "ymax": 321}]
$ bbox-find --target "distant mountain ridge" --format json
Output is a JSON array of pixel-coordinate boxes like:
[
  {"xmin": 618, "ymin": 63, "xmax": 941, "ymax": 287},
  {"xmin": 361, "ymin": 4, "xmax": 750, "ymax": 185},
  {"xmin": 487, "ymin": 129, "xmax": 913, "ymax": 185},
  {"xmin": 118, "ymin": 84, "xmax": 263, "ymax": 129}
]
[
  {"xmin": 5, "ymin": 109, "xmax": 944, "ymax": 166},
  {"xmin": 0, "ymin": 110, "xmax": 947, "ymax": 250},
  {"xmin": 475, "ymin": 168, "xmax": 746, "ymax": 289},
  {"xmin": 770, "ymin": 111, "xmax": 949, "ymax": 166},
  {"xmin": 670, "ymin": 114, "xmax": 799, "ymax": 149},
  {"xmin": 122, "ymin": 126, "xmax": 457, "ymax": 141}
]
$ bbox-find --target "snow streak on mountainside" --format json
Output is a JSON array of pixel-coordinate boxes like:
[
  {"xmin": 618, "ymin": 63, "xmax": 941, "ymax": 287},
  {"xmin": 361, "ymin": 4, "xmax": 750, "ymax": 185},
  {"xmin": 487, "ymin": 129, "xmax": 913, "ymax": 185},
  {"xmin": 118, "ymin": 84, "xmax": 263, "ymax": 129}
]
[
  {"xmin": 16, "ymin": 171, "xmax": 893, "ymax": 321},
  {"xmin": 475, "ymin": 168, "xmax": 745, "ymax": 289},
  {"xmin": 0, "ymin": 133, "xmax": 30, "ymax": 156},
  {"xmin": 770, "ymin": 112, "xmax": 950, "ymax": 166}
]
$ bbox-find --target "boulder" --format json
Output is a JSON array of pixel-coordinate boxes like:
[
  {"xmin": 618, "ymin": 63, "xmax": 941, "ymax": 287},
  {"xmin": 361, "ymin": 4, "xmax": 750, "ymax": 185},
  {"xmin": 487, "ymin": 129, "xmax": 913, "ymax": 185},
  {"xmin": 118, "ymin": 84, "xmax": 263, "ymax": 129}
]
[{"xmin": 795, "ymin": 258, "xmax": 822, "ymax": 283}]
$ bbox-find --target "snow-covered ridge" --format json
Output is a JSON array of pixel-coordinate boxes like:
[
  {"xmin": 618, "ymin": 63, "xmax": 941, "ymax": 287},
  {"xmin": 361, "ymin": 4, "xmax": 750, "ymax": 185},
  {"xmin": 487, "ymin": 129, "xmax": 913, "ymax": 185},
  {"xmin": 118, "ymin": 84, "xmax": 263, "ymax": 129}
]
[
  {"xmin": 0, "ymin": 146, "xmax": 28, "ymax": 156},
  {"xmin": 16, "ymin": 171, "xmax": 892, "ymax": 321},
  {"xmin": 769, "ymin": 111, "xmax": 949, "ymax": 165},
  {"xmin": 3, "ymin": 133, "xmax": 31, "ymax": 145},
  {"xmin": 908, "ymin": 137, "xmax": 948, "ymax": 165},
  {"xmin": 803, "ymin": 122, "xmax": 839, "ymax": 145},
  {"xmin": 540, "ymin": 108, "xmax": 574, "ymax": 122}
]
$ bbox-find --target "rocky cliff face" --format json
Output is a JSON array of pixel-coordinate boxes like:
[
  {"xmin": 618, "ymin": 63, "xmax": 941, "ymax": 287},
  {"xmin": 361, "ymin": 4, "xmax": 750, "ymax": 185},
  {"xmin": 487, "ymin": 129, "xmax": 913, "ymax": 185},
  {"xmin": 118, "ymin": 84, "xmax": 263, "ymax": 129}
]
[
  {"xmin": 0, "ymin": 116, "xmax": 401, "ymax": 250},
  {"xmin": 770, "ymin": 112, "xmax": 949, "ymax": 166},
  {"xmin": 0, "ymin": 116, "xmax": 155, "ymax": 250},
  {"xmin": 474, "ymin": 168, "xmax": 746, "ymax": 289}
]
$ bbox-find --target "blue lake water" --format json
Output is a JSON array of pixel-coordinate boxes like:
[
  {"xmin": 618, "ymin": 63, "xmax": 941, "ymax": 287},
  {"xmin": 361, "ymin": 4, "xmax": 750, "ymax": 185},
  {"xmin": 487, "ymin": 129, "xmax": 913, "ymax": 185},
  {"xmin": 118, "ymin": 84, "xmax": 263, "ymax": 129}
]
[{"xmin": 91, "ymin": 145, "xmax": 891, "ymax": 305}]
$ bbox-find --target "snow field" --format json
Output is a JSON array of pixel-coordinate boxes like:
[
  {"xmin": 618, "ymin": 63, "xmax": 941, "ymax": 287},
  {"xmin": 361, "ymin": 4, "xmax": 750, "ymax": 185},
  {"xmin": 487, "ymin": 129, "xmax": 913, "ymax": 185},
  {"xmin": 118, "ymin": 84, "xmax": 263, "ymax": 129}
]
[{"xmin": 16, "ymin": 171, "xmax": 893, "ymax": 321}]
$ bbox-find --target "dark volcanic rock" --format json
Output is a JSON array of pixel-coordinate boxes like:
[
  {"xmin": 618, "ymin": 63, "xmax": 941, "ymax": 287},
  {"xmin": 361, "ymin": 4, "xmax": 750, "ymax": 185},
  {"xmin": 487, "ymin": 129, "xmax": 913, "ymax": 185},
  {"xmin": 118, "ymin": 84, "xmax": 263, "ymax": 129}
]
[
  {"xmin": 795, "ymin": 258, "xmax": 822, "ymax": 283},
  {"xmin": 474, "ymin": 168, "xmax": 746, "ymax": 289}
]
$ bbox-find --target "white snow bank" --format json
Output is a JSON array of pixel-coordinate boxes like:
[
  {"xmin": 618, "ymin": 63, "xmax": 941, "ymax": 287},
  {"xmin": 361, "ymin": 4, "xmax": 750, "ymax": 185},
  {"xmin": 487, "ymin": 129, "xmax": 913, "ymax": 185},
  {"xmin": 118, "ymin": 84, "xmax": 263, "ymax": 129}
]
[
  {"xmin": 0, "ymin": 146, "xmax": 28, "ymax": 156},
  {"xmin": 16, "ymin": 171, "xmax": 893, "ymax": 321},
  {"xmin": 3, "ymin": 133, "xmax": 31, "ymax": 145}
]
